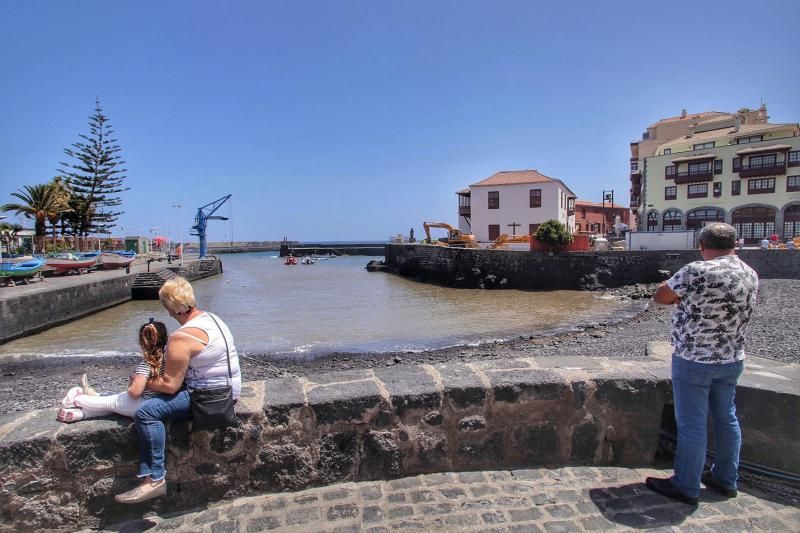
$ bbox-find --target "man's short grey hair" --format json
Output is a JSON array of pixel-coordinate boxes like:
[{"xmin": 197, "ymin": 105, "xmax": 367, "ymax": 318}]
[{"xmin": 698, "ymin": 223, "xmax": 737, "ymax": 250}]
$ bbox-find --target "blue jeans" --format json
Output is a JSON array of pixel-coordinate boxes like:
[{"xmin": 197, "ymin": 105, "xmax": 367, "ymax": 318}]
[
  {"xmin": 134, "ymin": 389, "xmax": 191, "ymax": 481},
  {"xmin": 671, "ymin": 355, "xmax": 744, "ymax": 498}
]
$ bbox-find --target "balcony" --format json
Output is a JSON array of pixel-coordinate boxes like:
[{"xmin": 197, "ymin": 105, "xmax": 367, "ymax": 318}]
[
  {"xmin": 673, "ymin": 169, "xmax": 713, "ymax": 184},
  {"xmin": 459, "ymin": 206, "xmax": 471, "ymax": 216},
  {"xmin": 630, "ymin": 197, "xmax": 639, "ymax": 209},
  {"xmin": 738, "ymin": 160, "xmax": 787, "ymax": 178}
]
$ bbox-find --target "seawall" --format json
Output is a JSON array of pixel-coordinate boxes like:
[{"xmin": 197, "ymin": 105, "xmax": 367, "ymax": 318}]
[
  {"xmin": 385, "ymin": 245, "xmax": 800, "ymax": 290},
  {"xmin": 2, "ymin": 353, "xmax": 797, "ymax": 530}
]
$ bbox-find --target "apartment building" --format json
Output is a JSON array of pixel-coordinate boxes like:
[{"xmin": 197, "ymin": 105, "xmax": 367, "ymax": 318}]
[
  {"xmin": 457, "ymin": 170, "xmax": 576, "ymax": 242},
  {"xmin": 629, "ymin": 105, "xmax": 800, "ymax": 242}
]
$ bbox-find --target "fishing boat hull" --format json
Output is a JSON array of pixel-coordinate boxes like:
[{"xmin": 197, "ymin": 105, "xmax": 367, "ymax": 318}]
[
  {"xmin": 0, "ymin": 258, "xmax": 45, "ymax": 278},
  {"xmin": 46, "ymin": 257, "xmax": 98, "ymax": 274},
  {"xmin": 99, "ymin": 252, "xmax": 136, "ymax": 269}
]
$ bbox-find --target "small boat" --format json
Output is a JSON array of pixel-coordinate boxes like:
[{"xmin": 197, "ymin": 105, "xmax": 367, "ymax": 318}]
[
  {"xmin": 98, "ymin": 251, "xmax": 136, "ymax": 269},
  {"xmin": 77, "ymin": 251, "xmax": 102, "ymax": 260},
  {"xmin": 301, "ymin": 257, "xmax": 315, "ymax": 265},
  {"xmin": 46, "ymin": 253, "xmax": 98, "ymax": 274},
  {"xmin": 284, "ymin": 256, "xmax": 297, "ymax": 265},
  {"xmin": 0, "ymin": 257, "xmax": 45, "ymax": 283}
]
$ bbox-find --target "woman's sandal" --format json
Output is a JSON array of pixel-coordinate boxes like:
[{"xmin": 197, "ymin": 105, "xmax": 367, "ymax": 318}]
[{"xmin": 57, "ymin": 407, "xmax": 85, "ymax": 423}]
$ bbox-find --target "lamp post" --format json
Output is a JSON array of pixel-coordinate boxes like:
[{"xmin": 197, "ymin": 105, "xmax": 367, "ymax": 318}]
[
  {"xmin": 602, "ymin": 190, "xmax": 614, "ymax": 237},
  {"xmin": 0, "ymin": 215, "xmax": 6, "ymax": 265},
  {"xmin": 172, "ymin": 204, "xmax": 183, "ymax": 266}
]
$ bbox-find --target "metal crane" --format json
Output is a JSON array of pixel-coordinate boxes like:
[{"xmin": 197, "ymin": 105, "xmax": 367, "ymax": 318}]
[{"xmin": 191, "ymin": 195, "xmax": 231, "ymax": 258}]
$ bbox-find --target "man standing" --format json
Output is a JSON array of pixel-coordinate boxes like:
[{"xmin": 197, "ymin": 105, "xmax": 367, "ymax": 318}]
[{"xmin": 646, "ymin": 223, "xmax": 758, "ymax": 505}]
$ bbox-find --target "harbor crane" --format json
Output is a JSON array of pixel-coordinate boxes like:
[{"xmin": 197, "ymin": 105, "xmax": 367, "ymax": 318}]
[{"xmin": 191, "ymin": 194, "xmax": 231, "ymax": 258}]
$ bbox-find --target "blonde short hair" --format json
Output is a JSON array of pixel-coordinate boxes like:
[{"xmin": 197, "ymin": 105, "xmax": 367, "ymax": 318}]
[{"xmin": 159, "ymin": 277, "xmax": 196, "ymax": 315}]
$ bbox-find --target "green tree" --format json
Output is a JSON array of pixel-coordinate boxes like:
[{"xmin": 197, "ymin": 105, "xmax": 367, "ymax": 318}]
[
  {"xmin": 535, "ymin": 219, "xmax": 573, "ymax": 251},
  {"xmin": 45, "ymin": 177, "xmax": 72, "ymax": 242},
  {"xmin": 59, "ymin": 100, "xmax": 129, "ymax": 236},
  {"xmin": 0, "ymin": 222, "xmax": 23, "ymax": 255},
  {"xmin": 1, "ymin": 184, "xmax": 63, "ymax": 252}
]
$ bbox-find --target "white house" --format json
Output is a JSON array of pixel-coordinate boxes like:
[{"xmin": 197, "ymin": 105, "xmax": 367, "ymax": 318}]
[{"xmin": 457, "ymin": 170, "xmax": 576, "ymax": 242}]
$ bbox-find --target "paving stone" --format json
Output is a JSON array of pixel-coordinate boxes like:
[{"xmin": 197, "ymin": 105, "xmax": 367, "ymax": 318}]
[
  {"xmin": 192, "ymin": 509, "xmax": 220, "ymax": 525},
  {"xmin": 532, "ymin": 493, "xmax": 559, "ymax": 506},
  {"xmin": 246, "ymin": 516, "xmax": 281, "ymax": 531},
  {"xmin": 210, "ymin": 520, "xmax": 238, "ymax": 533},
  {"xmin": 471, "ymin": 484, "xmax": 500, "ymax": 497},
  {"xmin": 579, "ymin": 515, "xmax": 617, "ymax": 530},
  {"xmin": 332, "ymin": 525, "xmax": 361, "ymax": 533},
  {"xmin": 327, "ymin": 503, "xmax": 360, "ymax": 521},
  {"xmin": 486, "ymin": 470, "xmax": 515, "ymax": 482},
  {"xmin": 542, "ymin": 520, "xmax": 578, "ymax": 532},
  {"xmin": 387, "ymin": 477, "xmax": 420, "ymax": 490},
  {"xmin": 261, "ymin": 496, "xmax": 287, "ymax": 511},
  {"xmin": 708, "ymin": 518, "xmax": 753, "ymax": 530},
  {"xmin": 365, "ymin": 528, "xmax": 390, "ymax": 533},
  {"xmin": 462, "ymin": 499, "xmax": 498, "ymax": 510},
  {"xmin": 409, "ymin": 489, "xmax": 436, "ymax": 503},
  {"xmin": 360, "ymin": 485, "xmax": 383, "ymax": 500},
  {"xmin": 385, "ymin": 505, "xmax": 413, "ymax": 520},
  {"xmin": 543, "ymin": 504, "xmax": 575, "ymax": 519},
  {"xmin": 459, "ymin": 471, "xmax": 487, "ymax": 484},
  {"xmin": 362, "ymin": 505, "xmax": 385, "ymax": 524},
  {"xmin": 508, "ymin": 508, "xmax": 543, "ymax": 522},
  {"xmin": 508, "ymin": 524, "xmax": 544, "ymax": 533},
  {"xmin": 286, "ymin": 506, "xmax": 320, "ymax": 526},
  {"xmin": 418, "ymin": 502, "xmax": 457, "ymax": 515},
  {"xmin": 574, "ymin": 501, "xmax": 599, "ymax": 515},
  {"xmin": 440, "ymin": 487, "xmax": 467, "ymax": 499},
  {"xmin": 386, "ymin": 492, "xmax": 406, "ymax": 503},
  {"xmin": 322, "ymin": 488, "xmax": 354, "ymax": 501},
  {"xmin": 744, "ymin": 515, "xmax": 791, "ymax": 530},
  {"xmin": 554, "ymin": 490, "xmax": 583, "ymax": 503},
  {"xmin": 389, "ymin": 519, "xmax": 427, "ymax": 529},
  {"xmin": 492, "ymin": 496, "xmax": 530, "ymax": 509},
  {"xmin": 629, "ymin": 493, "xmax": 670, "ymax": 508},
  {"xmin": 423, "ymin": 472, "xmax": 455, "ymax": 486},
  {"xmin": 481, "ymin": 510, "xmax": 507, "ymax": 524},
  {"xmin": 225, "ymin": 503, "xmax": 255, "ymax": 518},
  {"xmin": 294, "ymin": 493, "xmax": 319, "ymax": 505},
  {"xmin": 445, "ymin": 513, "xmax": 482, "ymax": 526},
  {"xmin": 510, "ymin": 469, "xmax": 545, "ymax": 481}
]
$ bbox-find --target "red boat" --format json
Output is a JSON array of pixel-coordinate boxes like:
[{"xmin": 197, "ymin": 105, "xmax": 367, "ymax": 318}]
[
  {"xmin": 46, "ymin": 254, "xmax": 98, "ymax": 274},
  {"xmin": 284, "ymin": 256, "xmax": 297, "ymax": 265}
]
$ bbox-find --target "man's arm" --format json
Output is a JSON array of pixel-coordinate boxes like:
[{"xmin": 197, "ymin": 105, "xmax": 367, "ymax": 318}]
[
  {"xmin": 653, "ymin": 282, "xmax": 681, "ymax": 305},
  {"xmin": 147, "ymin": 336, "xmax": 193, "ymax": 394}
]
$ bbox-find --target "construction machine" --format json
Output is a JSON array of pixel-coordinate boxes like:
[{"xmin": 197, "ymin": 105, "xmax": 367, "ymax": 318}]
[
  {"xmin": 488, "ymin": 233, "xmax": 531, "ymax": 249},
  {"xmin": 422, "ymin": 222, "xmax": 478, "ymax": 248}
]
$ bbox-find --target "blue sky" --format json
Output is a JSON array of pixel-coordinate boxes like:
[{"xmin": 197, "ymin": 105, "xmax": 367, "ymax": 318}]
[{"xmin": 1, "ymin": 0, "xmax": 798, "ymax": 242}]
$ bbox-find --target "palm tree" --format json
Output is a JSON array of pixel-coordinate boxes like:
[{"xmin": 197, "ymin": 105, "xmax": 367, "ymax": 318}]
[
  {"xmin": 2, "ymin": 184, "xmax": 61, "ymax": 253},
  {"xmin": 45, "ymin": 177, "xmax": 72, "ymax": 245}
]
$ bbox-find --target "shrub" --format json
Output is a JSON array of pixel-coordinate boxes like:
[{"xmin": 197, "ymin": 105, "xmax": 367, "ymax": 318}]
[{"xmin": 535, "ymin": 220, "xmax": 573, "ymax": 251}]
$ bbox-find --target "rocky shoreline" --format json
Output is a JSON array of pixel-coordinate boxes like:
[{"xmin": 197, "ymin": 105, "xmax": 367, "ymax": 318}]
[{"xmin": 0, "ymin": 279, "xmax": 797, "ymax": 414}]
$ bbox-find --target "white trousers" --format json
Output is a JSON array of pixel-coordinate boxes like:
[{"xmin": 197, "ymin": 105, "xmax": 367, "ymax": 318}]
[{"xmin": 74, "ymin": 391, "xmax": 144, "ymax": 419}]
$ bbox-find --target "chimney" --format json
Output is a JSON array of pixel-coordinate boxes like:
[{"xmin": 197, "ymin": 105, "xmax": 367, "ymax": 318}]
[{"xmin": 758, "ymin": 103, "xmax": 768, "ymax": 123}]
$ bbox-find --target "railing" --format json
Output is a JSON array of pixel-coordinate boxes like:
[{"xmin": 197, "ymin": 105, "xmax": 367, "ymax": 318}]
[
  {"xmin": 738, "ymin": 160, "xmax": 787, "ymax": 178},
  {"xmin": 458, "ymin": 206, "xmax": 471, "ymax": 216},
  {"xmin": 673, "ymin": 170, "xmax": 713, "ymax": 183}
]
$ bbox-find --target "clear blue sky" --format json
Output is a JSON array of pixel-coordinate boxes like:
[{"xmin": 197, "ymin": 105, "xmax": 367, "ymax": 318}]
[{"xmin": 1, "ymin": 0, "xmax": 798, "ymax": 242}]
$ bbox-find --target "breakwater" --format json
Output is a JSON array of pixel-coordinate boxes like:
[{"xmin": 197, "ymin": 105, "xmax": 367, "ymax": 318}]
[
  {"xmin": 280, "ymin": 242, "xmax": 386, "ymax": 257},
  {"xmin": 2, "ymin": 353, "xmax": 797, "ymax": 529},
  {"xmin": 385, "ymin": 245, "xmax": 800, "ymax": 290}
]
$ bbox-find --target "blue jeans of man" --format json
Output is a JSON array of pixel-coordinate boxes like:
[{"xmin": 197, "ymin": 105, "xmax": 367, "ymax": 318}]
[
  {"xmin": 134, "ymin": 389, "xmax": 191, "ymax": 481},
  {"xmin": 671, "ymin": 355, "xmax": 744, "ymax": 498}
]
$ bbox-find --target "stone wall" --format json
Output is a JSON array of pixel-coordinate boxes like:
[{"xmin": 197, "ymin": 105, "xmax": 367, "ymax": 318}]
[
  {"xmin": 385, "ymin": 245, "xmax": 800, "ymax": 290},
  {"xmin": 0, "ymin": 275, "xmax": 135, "ymax": 343},
  {"xmin": 0, "ymin": 359, "xmax": 669, "ymax": 530}
]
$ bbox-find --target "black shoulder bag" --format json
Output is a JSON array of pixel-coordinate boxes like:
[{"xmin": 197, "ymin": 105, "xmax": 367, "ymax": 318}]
[{"xmin": 189, "ymin": 313, "xmax": 236, "ymax": 431}]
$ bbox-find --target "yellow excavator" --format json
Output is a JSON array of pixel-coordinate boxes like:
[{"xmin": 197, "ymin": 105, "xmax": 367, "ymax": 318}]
[
  {"xmin": 422, "ymin": 222, "xmax": 478, "ymax": 248},
  {"xmin": 488, "ymin": 233, "xmax": 531, "ymax": 249}
]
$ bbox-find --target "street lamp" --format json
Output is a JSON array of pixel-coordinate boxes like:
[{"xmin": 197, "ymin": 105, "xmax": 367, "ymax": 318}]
[{"xmin": 172, "ymin": 204, "xmax": 183, "ymax": 266}]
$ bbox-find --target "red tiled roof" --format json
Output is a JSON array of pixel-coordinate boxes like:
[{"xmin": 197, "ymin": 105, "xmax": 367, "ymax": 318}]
[
  {"xmin": 575, "ymin": 200, "xmax": 627, "ymax": 209},
  {"xmin": 735, "ymin": 143, "xmax": 793, "ymax": 156},
  {"xmin": 470, "ymin": 170, "xmax": 555, "ymax": 187},
  {"xmin": 671, "ymin": 153, "xmax": 717, "ymax": 163}
]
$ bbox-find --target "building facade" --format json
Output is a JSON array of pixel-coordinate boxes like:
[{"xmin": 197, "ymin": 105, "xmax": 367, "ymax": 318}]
[
  {"xmin": 574, "ymin": 200, "xmax": 631, "ymax": 235},
  {"xmin": 457, "ymin": 170, "xmax": 576, "ymax": 242},
  {"xmin": 629, "ymin": 106, "xmax": 800, "ymax": 243}
]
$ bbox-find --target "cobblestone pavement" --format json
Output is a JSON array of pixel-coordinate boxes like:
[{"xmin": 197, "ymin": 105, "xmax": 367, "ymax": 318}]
[{"xmin": 104, "ymin": 467, "xmax": 799, "ymax": 532}]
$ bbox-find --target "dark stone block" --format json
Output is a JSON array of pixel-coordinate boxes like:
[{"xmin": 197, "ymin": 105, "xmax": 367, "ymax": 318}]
[
  {"xmin": 423, "ymin": 411, "xmax": 443, "ymax": 426},
  {"xmin": 437, "ymin": 363, "xmax": 487, "ymax": 409},
  {"xmin": 490, "ymin": 369, "xmax": 567, "ymax": 403},
  {"xmin": 210, "ymin": 425, "xmax": 245, "ymax": 454},
  {"xmin": 318, "ymin": 432, "xmax": 356, "ymax": 483},
  {"xmin": 512, "ymin": 424, "xmax": 558, "ymax": 464},
  {"xmin": 572, "ymin": 382, "xmax": 586, "ymax": 409},
  {"xmin": 375, "ymin": 409, "xmax": 394, "ymax": 428},
  {"xmin": 359, "ymin": 431, "xmax": 401, "ymax": 480},
  {"xmin": 195, "ymin": 463, "xmax": 220, "ymax": 475},
  {"xmin": 571, "ymin": 419, "xmax": 600, "ymax": 462},
  {"xmin": 326, "ymin": 503, "xmax": 359, "ymax": 521},
  {"xmin": 308, "ymin": 381, "xmax": 382, "ymax": 425},
  {"xmin": 169, "ymin": 419, "xmax": 192, "ymax": 451},
  {"xmin": 416, "ymin": 432, "xmax": 449, "ymax": 469},
  {"xmin": 263, "ymin": 377, "xmax": 305, "ymax": 426},
  {"xmin": 251, "ymin": 444, "xmax": 314, "ymax": 490},
  {"xmin": 457, "ymin": 432, "xmax": 504, "ymax": 464},
  {"xmin": 58, "ymin": 419, "xmax": 138, "ymax": 470},
  {"xmin": 592, "ymin": 376, "xmax": 660, "ymax": 410},
  {"xmin": 374, "ymin": 365, "xmax": 441, "ymax": 417},
  {"xmin": 459, "ymin": 415, "xmax": 486, "ymax": 431}
]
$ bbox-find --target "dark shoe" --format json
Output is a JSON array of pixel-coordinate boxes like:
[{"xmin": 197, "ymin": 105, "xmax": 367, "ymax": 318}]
[
  {"xmin": 702, "ymin": 471, "xmax": 737, "ymax": 498},
  {"xmin": 645, "ymin": 477, "xmax": 698, "ymax": 505}
]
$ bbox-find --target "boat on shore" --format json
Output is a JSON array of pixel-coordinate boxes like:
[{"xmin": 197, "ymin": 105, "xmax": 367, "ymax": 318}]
[
  {"xmin": 46, "ymin": 253, "xmax": 98, "ymax": 275},
  {"xmin": 0, "ymin": 257, "xmax": 45, "ymax": 283},
  {"xmin": 98, "ymin": 251, "xmax": 136, "ymax": 269}
]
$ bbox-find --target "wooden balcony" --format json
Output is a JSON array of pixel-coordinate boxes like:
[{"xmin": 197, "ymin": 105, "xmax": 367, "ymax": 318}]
[
  {"xmin": 459, "ymin": 206, "xmax": 471, "ymax": 216},
  {"xmin": 738, "ymin": 160, "xmax": 787, "ymax": 178},
  {"xmin": 673, "ymin": 169, "xmax": 713, "ymax": 184}
]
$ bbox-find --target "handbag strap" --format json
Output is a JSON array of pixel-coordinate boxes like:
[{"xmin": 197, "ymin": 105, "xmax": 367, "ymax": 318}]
[{"xmin": 206, "ymin": 312, "xmax": 233, "ymax": 382}]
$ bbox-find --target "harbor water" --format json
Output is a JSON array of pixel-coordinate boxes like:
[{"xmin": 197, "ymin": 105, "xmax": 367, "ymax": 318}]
[{"xmin": 0, "ymin": 253, "xmax": 642, "ymax": 360}]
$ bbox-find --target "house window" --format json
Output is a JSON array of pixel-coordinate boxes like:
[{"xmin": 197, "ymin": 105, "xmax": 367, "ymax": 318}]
[
  {"xmin": 731, "ymin": 180, "xmax": 741, "ymax": 196},
  {"xmin": 788, "ymin": 176, "xmax": 800, "ymax": 192},
  {"xmin": 789, "ymin": 151, "xmax": 800, "ymax": 167},
  {"xmin": 713, "ymin": 182, "xmax": 722, "ymax": 197},
  {"xmin": 693, "ymin": 141, "xmax": 715, "ymax": 150},
  {"xmin": 733, "ymin": 157, "xmax": 741, "ymax": 171},
  {"xmin": 581, "ymin": 207, "xmax": 586, "ymax": 217},
  {"xmin": 748, "ymin": 154, "xmax": 777, "ymax": 169},
  {"xmin": 736, "ymin": 135, "xmax": 763, "ymax": 144},
  {"xmin": 529, "ymin": 223, "xmax": 539, "ymax": 235},
  {"xmin": 488, "ymin": 191, "xmax": 499, "ymax": 209},
  {"xmin": 714, "ymin": 159, "xmax": 723, "ymax": 174},
  {"xmin": 665, "ymin": 165, "xmax": 677, "ymax": 178},
  {"xmin": 784, "ymin": 205, "xmax": 800, "ymax": 239},
  {"xmin": 732, "ymin": 206, "xmax": 776, "ymax": 241},
  {"xmin": 665, "ymin": 186, "xmax": 677, "ymax": 200},
  {"xmin": 663, "ymin": 148, "xmax": 672, "ymax": 155},
  {"xmin": 488, "ymin": 224, "xmax": 500, "ymax": 241},
  {"xmin": 748, "ymin": 178, "xmax": 775, "ymax": 194},
  {"xmin": 663, "ymin": 210, "xmax": 682, "ymax": 231},
  {"xmin": 688, "ymin": 162, "xmax": 710, "ymax": 176},
  {"xmin": 630, "ymin": 161, "xmax": 639, "ymax": 172},
  {"xmin": 647, "ymin": 212, "xmax": 658, "ymax": 231},
  {"xmin": 529, "ymin": 189, "xmax": 541, "ymax": 208},
  {"xmin": 687, "ymin": 208, "xmax": 725, "ymax": 231},
  {"xmin": 687, "ymin": 183, "xmax": 708, "ymax": 198}
]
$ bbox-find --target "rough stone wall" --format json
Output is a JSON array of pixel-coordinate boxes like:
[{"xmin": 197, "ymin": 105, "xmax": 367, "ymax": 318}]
[
  {"xmin": 385, "ymin": 246, "xmax": 800, "ymax": 290},
  {"xmin": 0, "ymin": 275, "xmax": 135, "ymax": 343},
  {"xmin": 0, "ymin": 360, "xmax": 668, "ymax": 530}
]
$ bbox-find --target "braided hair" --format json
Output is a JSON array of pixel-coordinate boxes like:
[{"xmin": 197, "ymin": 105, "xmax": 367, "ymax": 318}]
[{"xmin": 138, "ymin": 319, "xmax": 168, "ymax": 376}]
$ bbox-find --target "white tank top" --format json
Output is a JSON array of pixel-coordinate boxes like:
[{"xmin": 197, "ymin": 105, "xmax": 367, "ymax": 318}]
[{"xmin": 174, "ymin": 312, "xmax": 242, "ymax": 399}]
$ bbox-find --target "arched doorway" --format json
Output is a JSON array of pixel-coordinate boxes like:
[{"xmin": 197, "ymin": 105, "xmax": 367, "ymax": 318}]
[
  {"xmin": 784, "ymin": 205, "xmax": 800, "ymax": 239},
  {"xmin": 731, "ymin": 206, "xmax": 776, "ymax": 243},
  {"xmin": 647, "ymin": 211, "xmax": 658, "ymax": 232},
  {"xmin": 686, "ymin": 208, "xmax": 725, "ymax": 231},
  {"xmin": 662, "ymin": 209, "xmax": 682, "ymax": 231}
]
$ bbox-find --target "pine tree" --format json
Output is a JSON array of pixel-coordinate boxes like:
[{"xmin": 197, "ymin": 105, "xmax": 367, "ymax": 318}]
[{"xmin": 59, "ymin": 100, "xmax": 129, "ymax": 236}]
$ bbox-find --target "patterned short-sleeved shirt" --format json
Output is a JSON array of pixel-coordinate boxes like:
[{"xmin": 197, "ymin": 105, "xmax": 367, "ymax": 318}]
[
  {"xmin": 135, "ymin": 358, "xmax": 166, "ymax": 399},
  {"xmin": 666, "ymin": 255, "xmax": 758, "ymax": 364}
]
